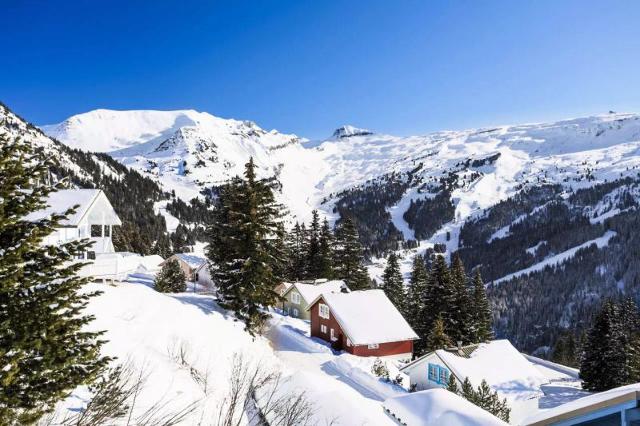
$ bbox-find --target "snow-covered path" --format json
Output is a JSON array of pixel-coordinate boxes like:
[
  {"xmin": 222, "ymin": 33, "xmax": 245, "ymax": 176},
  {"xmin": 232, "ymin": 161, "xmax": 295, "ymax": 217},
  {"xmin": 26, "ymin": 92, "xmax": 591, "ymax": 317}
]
[{"xmin": 267, "ymin": 314, "xmax": 400, "ymax": 425}]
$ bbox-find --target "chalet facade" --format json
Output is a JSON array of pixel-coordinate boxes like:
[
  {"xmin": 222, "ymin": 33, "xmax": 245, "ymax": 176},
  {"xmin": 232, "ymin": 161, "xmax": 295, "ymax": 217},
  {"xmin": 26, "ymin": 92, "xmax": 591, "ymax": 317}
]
[
  {"xmin": 26, "ymin": 189, "xmax": 122, "ymax": 259},
  {"xmin": 281, "ymin": 280, "xmax": 346, "ymax": 320},
  {"xmin": 27, "ymin": 188, "xmax": 161, "ymax": 283},
  {"xmin": 307, "ymin": 290, "xmax": 418, "ymax": 359}
]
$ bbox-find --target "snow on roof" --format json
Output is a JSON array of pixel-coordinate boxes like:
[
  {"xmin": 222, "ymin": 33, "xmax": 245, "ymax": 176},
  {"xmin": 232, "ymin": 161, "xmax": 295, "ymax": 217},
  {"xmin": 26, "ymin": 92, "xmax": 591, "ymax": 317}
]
[
  {"xmin": 383, "ymin": 389, "xmax": 509, "ymax": 426},
  {"xmin": 436, "ymin": 340, "xmax": 547, "ymax": 402},
  {"xmin": 523, "ymin": 383, "xmax": 640, "ymax": 425},
  {"xmin": 309, "ymin": 289, "xmax": 418, "ymax": 345},
  {"xmin": 287, "ymin": 280, "xmax": 346, "ymax": 304},
  {"xmin": 172, "ymin": 253, "xmax": 207, "ymax": 269},
  {"xmin": 25, "ymin": 189, "xmax": 119, "ymax": 226}
]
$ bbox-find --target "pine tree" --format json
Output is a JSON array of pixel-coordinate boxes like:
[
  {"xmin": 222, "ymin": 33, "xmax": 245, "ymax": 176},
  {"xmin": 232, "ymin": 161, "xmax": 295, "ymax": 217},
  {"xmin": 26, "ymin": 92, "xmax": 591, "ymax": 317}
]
[
  {"xmin": 460, "ymin": 377, "xmax": 475, "ymax": 403},
  {"xmin": 305, "ymin": 210, "xmax": 322, "ymax": 279},
  {"xmin": 446, "ymin": 374, "xmax": 459, "ymax": 394},
  {"xmin": 334, "ymin": 217, "xmax": 369, "ymax": 290},
  {"xmin": 455, "ymin": 377, "xmax": 510, "ymax": 422},
  {"xmin": 422, "ymin": 255, "xmax": 456, "ymax": 340},
  {"xmin": 426, "ymin": 315, "xmax": 453, "ymax": 351},
  {"xmin": 470, "ymin": 269, "xmax": 493, "ymax": 343},
  {"xmin": 286, "ymin": 222, "xmax": 307, "ymax": 281},
  {"xmin": 154, "ymin": 259, "xmax": 187, "ymax": 293},
  {"xmin": 317, "ymin": 218, "xmax": 334, "ymax": 279},
  {"xmin": 206, "ymin": 158, "xmax": 285, "ymax": 333},
  {"xmin": 580, "ymin": 300, "xmax": 640, "ymax": 391},
  {"xmin": 449, "ymin": 254, "xmax": 472, "ymax": 343},
  {"xmin": 0, "ymin": 134, "xmax": 108, "ymax": 423},
  {"xmin": 406, "ymin": 255, "xmax": 429, "ymax": 354},
  {"xmin": 382, "ymin": 252, "xmax": 405, "ymax": 311}
]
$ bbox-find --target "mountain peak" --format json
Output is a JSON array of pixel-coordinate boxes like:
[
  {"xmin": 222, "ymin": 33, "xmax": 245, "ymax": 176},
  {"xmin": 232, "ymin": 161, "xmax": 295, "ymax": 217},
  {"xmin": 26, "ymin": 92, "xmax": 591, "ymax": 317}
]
[{"xmin": 332, "ymin": 125, "xmax": 373, "ymax": 139}]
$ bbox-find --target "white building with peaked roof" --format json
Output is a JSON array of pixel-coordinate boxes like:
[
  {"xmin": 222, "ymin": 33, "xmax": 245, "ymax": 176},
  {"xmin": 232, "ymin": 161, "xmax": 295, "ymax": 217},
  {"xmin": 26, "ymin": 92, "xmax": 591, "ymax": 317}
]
[
  {"xmin": 400, "ymin": 340, "xmax": 548, "ymax": 424},
  {"xmin": 27, "ymin": 188, "xmax": 161, "ymax": 283},
  {"xmin": 26, "ymin": 189, "xmax": 122, "ymax": 256}
]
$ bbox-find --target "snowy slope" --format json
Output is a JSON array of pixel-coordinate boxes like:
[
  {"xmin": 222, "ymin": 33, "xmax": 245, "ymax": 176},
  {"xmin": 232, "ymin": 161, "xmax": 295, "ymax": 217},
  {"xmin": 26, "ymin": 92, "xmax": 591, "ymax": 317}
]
[{"xmin": 51, "ymin": 283, "xmax": 404, "ymax": 425}]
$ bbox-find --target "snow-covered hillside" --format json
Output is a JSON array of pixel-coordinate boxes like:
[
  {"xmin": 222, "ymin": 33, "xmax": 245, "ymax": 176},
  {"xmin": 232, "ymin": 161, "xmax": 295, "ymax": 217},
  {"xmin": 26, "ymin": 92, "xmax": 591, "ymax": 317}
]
[
  {"xmin": 44, "ymin": 109, "xmax": 640, "ymax": 271},
  {"xmin": 50, "ymin": 282, "xmax": 410, "ymax": 425}
]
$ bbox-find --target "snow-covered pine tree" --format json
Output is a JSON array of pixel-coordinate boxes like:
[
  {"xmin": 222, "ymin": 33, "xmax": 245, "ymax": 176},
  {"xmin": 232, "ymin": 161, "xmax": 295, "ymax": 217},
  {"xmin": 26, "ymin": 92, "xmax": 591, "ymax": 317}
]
[
  {"xmin": 422, "ymin": 255, "xmax": 456, "ymax": 341},
  {"xmin": 449, "ymin": 254, "xmax": 472, "ymax": 344},
  {"xmin": 446, "ymin": 374, "xmax": 459, "ymax": 394},
  {"xmin": 286, "ymin": 222, "xmax": 307, "ymax": 281},
  {"xmin": 305, "ymin": 210, "xmax": 322, "ymax": 279},
  {"xmin": 580, "ymin": 300, "xmax": 639, "ymax": 391},
  {"xmin": 382, "ymin": 252, "xmax": 405, "ymax": 311},
  {"xmin": 206, "ymin": 157, "xmax": 285, "ymax": 333},
  {"xmin": 406, "ymin": 255, "xmax": 429, "ymax": 354},
  {"xmin": 470, "ymin": 269, "xmax": 493, "ymax": 343},
  {"xmin": 154, "ymin": 259, "xmax": 187, "ymax": 293},
  {"xmin": 317, "ymin": 218, "xmax": 335, "ymax": 280},
  {"xmin": 0, "ymin": 134, "xmax": 108, "ymax": 423},
  {"xmin": 334, "ymin": 217, "xmax": 370, "ymax": 290},
  {"xmin": 426, "ymin": 315, "xmax": 453, "ymax": 352}
]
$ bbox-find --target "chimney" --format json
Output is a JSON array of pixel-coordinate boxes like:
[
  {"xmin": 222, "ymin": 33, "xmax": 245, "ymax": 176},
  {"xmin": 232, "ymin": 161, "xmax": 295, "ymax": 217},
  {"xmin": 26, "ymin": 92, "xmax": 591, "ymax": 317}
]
[{"xmin": 457, "ymin": 341, "xmax": 464, "ymax": 356}]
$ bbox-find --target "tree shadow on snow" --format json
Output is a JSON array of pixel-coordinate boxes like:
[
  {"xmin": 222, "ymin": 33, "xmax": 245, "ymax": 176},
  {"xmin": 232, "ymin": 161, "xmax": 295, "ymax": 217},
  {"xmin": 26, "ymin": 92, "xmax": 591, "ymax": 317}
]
[{"xmin": 169, "ymin": 293, "xmax": 237, "ymax": 321}]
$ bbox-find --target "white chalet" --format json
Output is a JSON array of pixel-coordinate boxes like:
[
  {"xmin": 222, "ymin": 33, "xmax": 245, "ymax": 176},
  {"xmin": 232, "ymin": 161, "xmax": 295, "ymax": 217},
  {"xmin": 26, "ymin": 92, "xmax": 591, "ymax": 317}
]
[
  {"xmin": 400, "ymin": 340, "xmax": 548, "ymax": 424},
  {"xmin": 27, "ymin": 189, "xmax": 160, "ymax": 282},
  {"xmin": 27, "ymin": 189, "xmax": 121, "ymax": 257}
]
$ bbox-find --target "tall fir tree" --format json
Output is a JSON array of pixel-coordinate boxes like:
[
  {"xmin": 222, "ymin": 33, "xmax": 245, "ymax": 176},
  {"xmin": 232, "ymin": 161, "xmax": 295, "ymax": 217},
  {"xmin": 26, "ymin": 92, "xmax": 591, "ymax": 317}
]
[
  {"xmin": 317, "ymin": 218, "xmax": 335, "ymax": 279},
  {"xmin": 449, "ymin": 254, "xmax": 472, "ymax": 343},
  {"xmin": 305, "ymin": 210, "xmax": 322, "ymax": 279},
  {"xmin": 470, "ymin": 269, "xmax": 494, "ymax": 343},
  {"xmin": 382, "ymin": 252, "xmax": 405, "ymax": 312},
  {"xmin": 406, "ymin": 255, "xmax": 429, "ymax": 354},
  {"xmin": 206, "ymin": 158, "xmax": 285, "ymax": 333},
  {"xmin": 422, "ymin": 255, "xmax": 456, "ymax": 341},
  {"xmin": 154, "ymin": 259, "xmax": 187, "ymax": 293},
  {"xmin": 0, "ymin": 134, "xmax": 108, "ymax": 423},
  {"xmin": 334, "ymin": 217, "xmax": 370, "ymax": 290},
  {"xmin": 286, "ymin": 222, "xmax": 307, "ymax": 281},
  {"xmin": 580, "ymin": 300, "xmax": 640, "ymax": 391}
]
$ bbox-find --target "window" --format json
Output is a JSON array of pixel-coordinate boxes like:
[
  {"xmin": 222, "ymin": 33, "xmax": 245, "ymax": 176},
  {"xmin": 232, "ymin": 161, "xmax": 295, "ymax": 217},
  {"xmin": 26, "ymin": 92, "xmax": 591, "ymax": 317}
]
[
  {"xmin": 367, "ymin": 343, "xmax": 379, "ymax": 350},
  {"xmin": 439, "ymin": 367, "xmax": 449, "ymax": 385},
  {"xmin": 291, "ymin": 292, "xmax": 301, "ymax": 304},
  {"xmin": 330, "ymin": 328, "xmax": 336, "ymax": 341},
  {"xmin": 428, "ymin": 363, "xmax": 451, "ymax": 386},
  {"xmin": 319, "ymin": 303, "xmax": 330, "ymax": 319},
  {"xmin": 292, "ymin": 308, "xmax": 299, "ymax": 317},
  {"xmin": 321, "ymin": 324, "xmax": 327, "ymax": 334}
]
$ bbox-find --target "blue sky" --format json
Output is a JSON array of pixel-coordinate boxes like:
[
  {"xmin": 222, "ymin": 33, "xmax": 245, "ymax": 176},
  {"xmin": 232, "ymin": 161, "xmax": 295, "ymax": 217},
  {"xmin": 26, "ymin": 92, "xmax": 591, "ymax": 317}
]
[{"xmin": 2, "ymin": 0, "xmax": 640, "ymax": 138}]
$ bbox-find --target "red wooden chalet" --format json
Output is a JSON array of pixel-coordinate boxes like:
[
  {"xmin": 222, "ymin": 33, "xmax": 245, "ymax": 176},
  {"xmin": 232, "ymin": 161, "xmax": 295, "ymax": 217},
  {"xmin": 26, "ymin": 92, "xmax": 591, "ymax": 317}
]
[{"xmin": 306, "ymin": 289, "xmax": 418, "ymax": 359}]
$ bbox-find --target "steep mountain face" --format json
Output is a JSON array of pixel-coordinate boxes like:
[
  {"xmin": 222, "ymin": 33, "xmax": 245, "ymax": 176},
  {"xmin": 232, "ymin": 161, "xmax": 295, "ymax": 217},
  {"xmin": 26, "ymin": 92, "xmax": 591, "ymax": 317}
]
[
  {"xmin": 0, "ymin": 103, "xmax": 175, "ymax": 255},
  {"xmin": 43, "ymin": 108, "xmax": 640, "ymax": 353}
]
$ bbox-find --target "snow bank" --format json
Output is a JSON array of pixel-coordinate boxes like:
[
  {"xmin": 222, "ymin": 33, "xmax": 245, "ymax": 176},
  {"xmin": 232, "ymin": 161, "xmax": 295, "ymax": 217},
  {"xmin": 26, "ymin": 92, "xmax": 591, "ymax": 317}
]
[
  {"xmin": 57, "ymin": 282, "xmax": 277, "ymax": 422},
  {"xmin": 383, "ymin": 389, "xmax": 509, "ymax": 426}
]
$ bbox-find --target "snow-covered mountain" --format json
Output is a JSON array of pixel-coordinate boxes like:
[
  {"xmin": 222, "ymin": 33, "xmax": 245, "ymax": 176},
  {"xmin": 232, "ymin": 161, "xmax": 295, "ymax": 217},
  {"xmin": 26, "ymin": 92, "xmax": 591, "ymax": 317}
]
[{"xmin": 43, "ymin": 109, "xmax": 640, "ymax": 235}]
